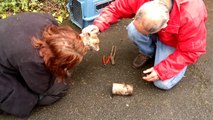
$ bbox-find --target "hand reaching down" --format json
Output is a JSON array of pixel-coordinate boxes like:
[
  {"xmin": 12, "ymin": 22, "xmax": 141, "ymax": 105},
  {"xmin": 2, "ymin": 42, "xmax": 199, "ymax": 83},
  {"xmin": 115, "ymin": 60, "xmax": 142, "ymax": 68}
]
[
  {"xmin": 82, "ymin": 25, "xmax": 99, "ymax": 34},
  {"xmin": 142, "ymin": 67, "xmax": 159, "ymax": 81}
]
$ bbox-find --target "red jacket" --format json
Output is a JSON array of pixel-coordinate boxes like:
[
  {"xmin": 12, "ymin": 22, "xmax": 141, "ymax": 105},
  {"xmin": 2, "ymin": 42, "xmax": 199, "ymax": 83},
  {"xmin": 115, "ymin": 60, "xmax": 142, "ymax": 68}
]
[{"xmin": 93, "ymin": 0, "xmax": 208, "ymax": 80}]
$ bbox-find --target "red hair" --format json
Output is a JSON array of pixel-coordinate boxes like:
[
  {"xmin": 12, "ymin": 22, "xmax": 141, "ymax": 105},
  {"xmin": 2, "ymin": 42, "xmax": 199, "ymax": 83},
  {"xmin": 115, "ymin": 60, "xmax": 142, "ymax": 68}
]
[{"xmin": 32, "ymin": 24, "xmax": 88, "ymax": 82}]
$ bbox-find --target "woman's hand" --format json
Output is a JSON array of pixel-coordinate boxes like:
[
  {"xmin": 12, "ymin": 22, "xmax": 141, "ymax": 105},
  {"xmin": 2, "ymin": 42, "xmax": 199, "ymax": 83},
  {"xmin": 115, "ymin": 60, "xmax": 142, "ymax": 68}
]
[{"xmin": 142, "ymin": 67, "xmax": 159, "ymax": 81}]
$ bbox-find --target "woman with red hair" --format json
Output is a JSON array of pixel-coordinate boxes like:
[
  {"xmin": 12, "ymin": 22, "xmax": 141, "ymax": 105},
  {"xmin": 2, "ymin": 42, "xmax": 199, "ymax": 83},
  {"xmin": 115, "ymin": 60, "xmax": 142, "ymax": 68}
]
[{"xmin": 0, "ymin": 12, "xmax": 98, "ymax": 117}]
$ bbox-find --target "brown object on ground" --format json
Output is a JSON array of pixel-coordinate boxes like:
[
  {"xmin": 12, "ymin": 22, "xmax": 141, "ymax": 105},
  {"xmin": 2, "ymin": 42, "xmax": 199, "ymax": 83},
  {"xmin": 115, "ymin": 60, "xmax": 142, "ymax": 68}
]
[
  {"xmin": 112, "ymin": 83, "xmax": 133, "ymax": 96},
  {"xmin": 110, "ymin": 45, "xmax": 117, "ymax": 65},
  {"xmin": 132, "ymin": 53, "xmax": 151, "ymax": 69}
]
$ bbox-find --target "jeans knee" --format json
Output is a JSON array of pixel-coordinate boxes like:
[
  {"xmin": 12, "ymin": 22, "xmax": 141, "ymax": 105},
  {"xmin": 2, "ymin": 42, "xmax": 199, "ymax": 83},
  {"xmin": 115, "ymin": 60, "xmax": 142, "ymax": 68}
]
[
  {"xmin": 126, "ymin": 22, "xmax": 138, "ymax": 42},
  {"xmin": 127, "ymin": 28, "xmax": 136, "ymax": 42},
  {"xmin": 153, "ymin": 81, "xmax": 173, "ymax": 90}
]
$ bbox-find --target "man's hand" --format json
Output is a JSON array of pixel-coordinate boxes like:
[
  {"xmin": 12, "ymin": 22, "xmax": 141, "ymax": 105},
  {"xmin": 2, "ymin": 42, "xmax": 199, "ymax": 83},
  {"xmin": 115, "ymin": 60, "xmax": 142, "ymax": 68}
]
[
  {"xmin": 82, "ymin": 25, "xmax": 99, "ymax": 34},
  {"xmin": 142, "ymin": 67, "xmax": 159, "ymax": 81}
]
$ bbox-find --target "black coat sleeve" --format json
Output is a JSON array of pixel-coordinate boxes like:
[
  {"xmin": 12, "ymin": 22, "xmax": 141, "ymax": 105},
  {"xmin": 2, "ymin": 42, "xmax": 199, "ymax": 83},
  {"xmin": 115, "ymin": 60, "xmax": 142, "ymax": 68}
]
[{"xmin": 18, "ymin": 60, "xmax": 54, "ymax": 94}]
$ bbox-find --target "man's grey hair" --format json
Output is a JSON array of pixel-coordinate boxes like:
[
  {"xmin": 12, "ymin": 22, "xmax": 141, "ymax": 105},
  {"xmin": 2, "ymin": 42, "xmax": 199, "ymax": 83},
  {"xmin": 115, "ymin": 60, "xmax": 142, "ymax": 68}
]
[{"xmin": 135, "ymin": 0, "xmax": 170, "ymax": 33}]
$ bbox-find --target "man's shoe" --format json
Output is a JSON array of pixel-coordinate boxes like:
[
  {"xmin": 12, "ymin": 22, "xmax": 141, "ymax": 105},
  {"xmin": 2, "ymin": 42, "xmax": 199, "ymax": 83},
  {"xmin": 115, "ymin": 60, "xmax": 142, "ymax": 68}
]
[{"xmin": 132, "ymin": 53, "xmax": 151, "ymax": 69}]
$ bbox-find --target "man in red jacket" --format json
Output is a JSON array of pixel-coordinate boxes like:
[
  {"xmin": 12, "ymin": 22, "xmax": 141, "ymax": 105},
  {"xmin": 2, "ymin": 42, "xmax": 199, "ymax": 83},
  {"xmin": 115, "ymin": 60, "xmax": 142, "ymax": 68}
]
[{"xmin": 82, "ymin": 0, "xmax": 207, "ymax": 90}]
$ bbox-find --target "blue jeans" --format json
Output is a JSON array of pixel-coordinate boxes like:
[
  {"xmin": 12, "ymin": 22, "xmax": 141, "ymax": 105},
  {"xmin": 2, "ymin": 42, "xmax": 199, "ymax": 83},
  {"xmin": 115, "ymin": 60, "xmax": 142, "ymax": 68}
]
[{"xmin": 127, "ymin": 21, "xmax": 187, "ymax": 90}]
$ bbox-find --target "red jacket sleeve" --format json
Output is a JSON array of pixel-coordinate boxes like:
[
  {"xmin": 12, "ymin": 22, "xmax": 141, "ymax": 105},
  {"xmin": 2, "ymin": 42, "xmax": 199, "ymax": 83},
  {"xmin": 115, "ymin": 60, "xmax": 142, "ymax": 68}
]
[
  {"xmin": 93, "ymin": 0, "xmax": 148, "ymax": 32},
  {"xmin": 154, "ymin": 13, "xmax": 207, "ymax": 80}
]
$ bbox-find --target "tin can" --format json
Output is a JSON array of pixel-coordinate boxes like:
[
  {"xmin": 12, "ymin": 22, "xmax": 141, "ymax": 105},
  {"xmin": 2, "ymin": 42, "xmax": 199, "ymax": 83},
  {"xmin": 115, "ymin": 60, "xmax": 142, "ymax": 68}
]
[{"xmin": 112, "ymin": 83, "xmax": 133, "ymax": 96}]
